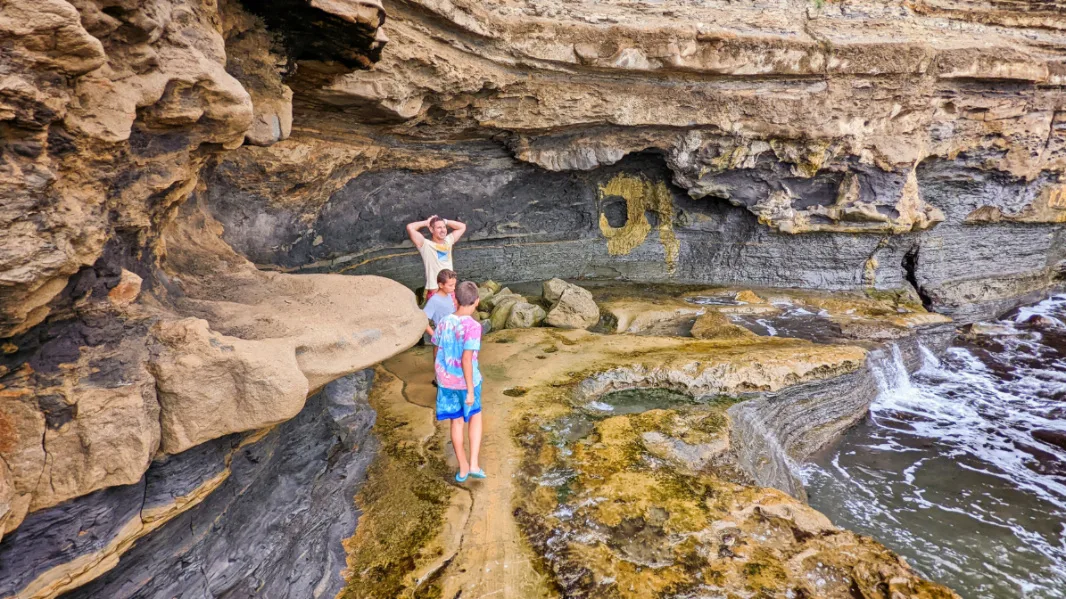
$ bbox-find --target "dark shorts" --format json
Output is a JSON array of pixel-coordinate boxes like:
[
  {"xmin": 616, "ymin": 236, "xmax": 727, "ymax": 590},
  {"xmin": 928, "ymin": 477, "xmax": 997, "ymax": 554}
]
[{"xmin": 436, "ymin": 384, "xmax": 482, "ymax": 422}]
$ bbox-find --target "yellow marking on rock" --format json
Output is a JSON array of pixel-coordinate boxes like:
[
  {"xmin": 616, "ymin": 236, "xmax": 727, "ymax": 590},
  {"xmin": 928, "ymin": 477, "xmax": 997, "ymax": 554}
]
[{"xmin": 597, "ymin": 173, "xmax": 680, "ymax": 274}]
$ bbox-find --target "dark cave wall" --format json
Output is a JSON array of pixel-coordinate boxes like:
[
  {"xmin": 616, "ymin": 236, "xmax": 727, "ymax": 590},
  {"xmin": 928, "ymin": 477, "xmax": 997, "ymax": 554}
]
[{"xmin": 203, "ymin": 149, "xmax": 1065, "ymax": 323}]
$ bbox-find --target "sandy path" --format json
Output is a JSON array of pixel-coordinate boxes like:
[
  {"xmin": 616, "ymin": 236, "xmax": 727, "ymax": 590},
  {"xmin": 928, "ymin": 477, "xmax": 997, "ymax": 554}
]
[{"xmin": 383, "ymin": 341, "xmax": 555, "ymax": 599}]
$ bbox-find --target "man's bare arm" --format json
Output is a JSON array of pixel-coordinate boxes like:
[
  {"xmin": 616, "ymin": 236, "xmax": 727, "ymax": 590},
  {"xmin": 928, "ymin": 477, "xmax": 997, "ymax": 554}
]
[
  {"xmin": 405, "ymin": 216, "xmax": 434, "ymax": 249},
  {"xmin": 446, "ymin": 218, "xmax": 468, "ymax": 244}
]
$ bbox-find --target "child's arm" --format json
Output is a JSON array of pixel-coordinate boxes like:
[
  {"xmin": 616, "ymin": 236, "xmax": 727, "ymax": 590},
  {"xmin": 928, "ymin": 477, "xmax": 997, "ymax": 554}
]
[{"xmin": 462, "ymin": 350, "xmax": 475, "ymax": 405}]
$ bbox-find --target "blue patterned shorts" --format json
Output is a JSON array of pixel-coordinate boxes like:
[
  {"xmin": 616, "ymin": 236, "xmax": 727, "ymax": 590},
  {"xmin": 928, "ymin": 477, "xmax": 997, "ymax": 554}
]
[{"xmin": 436, "ymin": 384, "xmax": 482, "ymax": 421}]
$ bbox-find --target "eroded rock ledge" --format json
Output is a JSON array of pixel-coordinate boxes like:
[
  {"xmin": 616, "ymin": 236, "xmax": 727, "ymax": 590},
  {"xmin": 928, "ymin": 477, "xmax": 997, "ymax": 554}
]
[{"xmin": 1, "ymin": 370, "xmax": 377, "ymax": 599}]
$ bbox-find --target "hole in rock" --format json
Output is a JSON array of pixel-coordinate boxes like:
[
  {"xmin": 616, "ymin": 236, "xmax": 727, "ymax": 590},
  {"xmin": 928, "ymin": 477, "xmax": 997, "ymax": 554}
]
[
  {"xmin": 902, "ymin": 247, "xmax": 933, "ymax": 311},
  {"xmin": 602, "ymin": 200, "xmax": 628, "ymax": 228},
  {"xmin": 585, "ymin": 387, "xmax": 698, "ymax": 415}
]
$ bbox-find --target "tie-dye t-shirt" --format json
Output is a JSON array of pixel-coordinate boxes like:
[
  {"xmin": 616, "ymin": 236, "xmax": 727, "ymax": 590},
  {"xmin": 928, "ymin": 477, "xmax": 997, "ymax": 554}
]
[{"xmin": 432, "ymin": 314, "xmax": 482, "ymax": 390}]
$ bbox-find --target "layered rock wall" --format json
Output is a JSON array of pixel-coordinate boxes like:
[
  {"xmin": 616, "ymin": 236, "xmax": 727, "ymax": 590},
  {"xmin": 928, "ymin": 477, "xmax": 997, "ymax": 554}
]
[
  {"xmin": 2, "ymin": 0, "xmax": 1066, "ymax": 597},
  {"xmin": 1, "ymin": 370, "xmax": 376, "ymax": 599},
  {"xmin": 1, "ymin": 1, "xmax": 420, "ymax": 596},
  {"xmin": 201, "ymin": 0, "xmax": 1066, "ymax": 323}
]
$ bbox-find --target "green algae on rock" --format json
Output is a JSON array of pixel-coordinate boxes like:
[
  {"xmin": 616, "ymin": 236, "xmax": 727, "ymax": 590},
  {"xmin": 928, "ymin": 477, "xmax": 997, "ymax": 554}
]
[
  {"xmin": 341, "ymin": 367, "xmax": 454, "ymax": 599},
  {"xmin": 515, "ymin": 387, "xmax": 959, "ymax": 599}
]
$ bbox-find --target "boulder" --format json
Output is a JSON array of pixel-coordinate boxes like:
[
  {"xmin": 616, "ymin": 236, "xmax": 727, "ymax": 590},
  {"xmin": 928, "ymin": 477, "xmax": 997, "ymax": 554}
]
[
  {"xmin": 543, "ymin": 278, "xmax": 571, "ymax": 303},
  {"xmin": 483, "ymin": 288, "xmax": 517, "ymax": 310},
  {"xmin": 533, "ymin": 305, "xmax": 547, "ymax": 325},
  {"xmin": 545, "ymin": 286, "xmax": 599, "ymax": 330},
  {"xmin": 482, "ymin": 280, "xmax": 501, "ymax": 294},
  {"xmin": 479, "ymin": 319, "xmax": 493, "ymax": 335},
  {"xmin": 490, "ymin": 296, "xmax": 522, "ymax": 331},
  {"xmin": 506, "ymin": 302, "xmax": 546, "ymax": 329},
  {"xmin": 477, "ymin": 286, "xmax": 496, "ymax": 306},
  {"xmin": 690, "ymin": 311, "xmax": 756, "ymax": 340}
]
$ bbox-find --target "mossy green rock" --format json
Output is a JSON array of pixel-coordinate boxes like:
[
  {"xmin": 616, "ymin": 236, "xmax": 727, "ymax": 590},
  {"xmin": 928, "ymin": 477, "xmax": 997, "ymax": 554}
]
[
  {"xmin": 506, "ymin": 302, "xmax": 544, "ymax": 329},
  {"xmin": 491, "ymin": 297, "xmax": 521, "ymax": 330}
]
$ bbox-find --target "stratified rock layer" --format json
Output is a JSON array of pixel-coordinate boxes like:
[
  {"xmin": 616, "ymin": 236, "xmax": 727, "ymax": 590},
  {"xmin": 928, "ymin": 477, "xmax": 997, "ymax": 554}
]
[
  {"xmin": 2, "ymin": 0, "xmax": 1065, "ymax": 597},
  {"xmin": 200, "ymin": 0, "xmax": 1066, "ymax": 324},
  {"xmin": 0, "ymin": 370, "xmax": 377, "ymax": 599}
]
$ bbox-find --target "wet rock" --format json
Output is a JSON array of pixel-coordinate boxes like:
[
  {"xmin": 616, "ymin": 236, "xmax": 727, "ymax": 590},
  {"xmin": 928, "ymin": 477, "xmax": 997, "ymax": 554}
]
[
  {"xmin": 966, "ymin": 322, "xmax": 1022, "ymax": 337},
  {"xmin": 517, "ymin": 397, "xmax": 958, "ymax": 599},
  {"xmin": 640, "ymin": 429, "xmax": 728, "ymax": 475},
  {"xmin": 1021, "ymin": 314, "xmax": 1062, "ymax": 329},
  {"xmin": 1033, "ymin": 429, "xmax": 1066, "ymax": 452},
  {"xmin": 690, "ymin": 311, "xmax": 756, "ymax": 340}
]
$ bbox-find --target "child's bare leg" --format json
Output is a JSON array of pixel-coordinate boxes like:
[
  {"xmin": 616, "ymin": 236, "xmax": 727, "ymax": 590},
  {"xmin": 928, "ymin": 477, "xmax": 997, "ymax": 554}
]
[
  {"xmin": 450, "ymin": 418, "xmax": 469, "ymax": 476},
  {"xmin": 468, "ymin": 412, "xmax": 483, "ymax": 473}
]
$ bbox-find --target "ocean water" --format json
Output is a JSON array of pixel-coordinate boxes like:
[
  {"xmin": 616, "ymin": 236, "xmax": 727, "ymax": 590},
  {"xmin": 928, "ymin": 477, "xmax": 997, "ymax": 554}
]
[{"xmin": 806, "ymin": 295, "xmax": 1066, "ymax": 598}]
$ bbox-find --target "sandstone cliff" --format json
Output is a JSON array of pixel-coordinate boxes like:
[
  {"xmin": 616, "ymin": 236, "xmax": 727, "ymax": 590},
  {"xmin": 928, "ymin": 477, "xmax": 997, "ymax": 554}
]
[{"xmin": 1, "ymin": 0, "xmax": 1064, "ymax": 597}]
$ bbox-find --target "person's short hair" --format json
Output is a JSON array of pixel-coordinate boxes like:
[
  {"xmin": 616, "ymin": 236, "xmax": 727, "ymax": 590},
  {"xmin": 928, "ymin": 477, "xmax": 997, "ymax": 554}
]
[
  {"xmin": 455, "ymin": 281, "xmax": 479, "ymax": 307},
  {"xmin": 429, "ymin": 216, "xmax": 445, "ymax": 229},
  {"xmin": 436, "ymin": 269, "xmax": 457, "ymax": 286}
]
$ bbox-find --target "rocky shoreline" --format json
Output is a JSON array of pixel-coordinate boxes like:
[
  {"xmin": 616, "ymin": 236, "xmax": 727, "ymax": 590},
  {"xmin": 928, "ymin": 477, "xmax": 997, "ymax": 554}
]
[
  {"xmin": 339, "ymin": 283, "xmax": 966, "ymax": 598},
  {"xmin": 4, "ymin": 0, "xmax": 1066, "ymax": 596}
]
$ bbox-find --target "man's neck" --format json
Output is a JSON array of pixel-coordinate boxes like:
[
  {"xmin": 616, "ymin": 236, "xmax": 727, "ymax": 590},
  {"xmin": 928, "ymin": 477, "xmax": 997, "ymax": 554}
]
[{"xmin": 455, "ymin": 306, "xmax": 476, "ymax": 317}]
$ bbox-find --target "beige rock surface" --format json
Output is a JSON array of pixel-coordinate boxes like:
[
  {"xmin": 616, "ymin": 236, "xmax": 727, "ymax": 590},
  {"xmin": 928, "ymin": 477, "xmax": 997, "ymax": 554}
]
[
  {"xmin": 353, "ymin": 322, "xmax": 954, "ymax": 598},
  {"xmin": 690, "ymin": 311, "xmax": 757, "ymax": 340},
  {"xmin": 545, "ymin": 284, "xmax": 600, "ymax": 329}
]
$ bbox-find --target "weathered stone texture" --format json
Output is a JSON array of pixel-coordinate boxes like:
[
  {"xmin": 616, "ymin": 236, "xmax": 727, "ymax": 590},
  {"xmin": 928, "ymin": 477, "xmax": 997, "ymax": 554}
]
[
  {"xmin": 1, "ymin": 0, "xmax": 1065, "ymax": 596},
  {"xmin": 0, "ymin": 370, "xmax": 376, "ymax": 599}
]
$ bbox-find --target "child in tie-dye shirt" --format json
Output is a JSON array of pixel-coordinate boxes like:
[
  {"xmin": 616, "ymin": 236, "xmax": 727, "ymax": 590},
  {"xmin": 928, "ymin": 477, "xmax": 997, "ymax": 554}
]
[{"xmin": 432, "ymin": 281, "xmax": 485, "ymax": 482}]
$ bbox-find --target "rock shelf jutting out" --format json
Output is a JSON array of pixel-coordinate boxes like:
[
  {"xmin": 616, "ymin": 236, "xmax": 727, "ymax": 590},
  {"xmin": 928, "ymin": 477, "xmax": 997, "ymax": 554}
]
[{"xmin": 1, "ymin": 0, "xmax": 1064, "ymax": 597}]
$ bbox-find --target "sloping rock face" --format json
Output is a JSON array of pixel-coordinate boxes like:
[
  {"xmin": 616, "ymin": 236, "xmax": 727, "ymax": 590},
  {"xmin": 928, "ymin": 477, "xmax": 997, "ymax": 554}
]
[
  {"xmin": 0, "ymin": 1, "xmax": 421, "ymax": 596},
  {"xmin": 1, "ymin": 370, "xmax": 377, "ymax": 599}
]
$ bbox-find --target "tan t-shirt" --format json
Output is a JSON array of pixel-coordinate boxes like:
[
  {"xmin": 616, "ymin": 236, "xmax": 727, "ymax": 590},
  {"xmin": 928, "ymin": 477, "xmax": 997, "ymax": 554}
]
[{"xmin": 419, "ymin": 233, "xmax": 454, "ymax": 289}]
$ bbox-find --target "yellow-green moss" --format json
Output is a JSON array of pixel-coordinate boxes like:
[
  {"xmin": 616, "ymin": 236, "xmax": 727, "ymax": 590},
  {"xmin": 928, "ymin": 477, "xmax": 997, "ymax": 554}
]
[
  {"xmin": 340, "ymin": 370, "xmax": 452, "ymax": 599},
  {"xmin": 597, "ymin": 173, "xmax": 680, "ymax": 274}
]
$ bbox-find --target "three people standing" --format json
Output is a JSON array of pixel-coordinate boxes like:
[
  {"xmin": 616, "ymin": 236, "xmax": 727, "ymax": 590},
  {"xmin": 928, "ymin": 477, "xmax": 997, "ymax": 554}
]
[{"xmin": 406, "ymin": 216, "xmax": 485, "ymax": 482}]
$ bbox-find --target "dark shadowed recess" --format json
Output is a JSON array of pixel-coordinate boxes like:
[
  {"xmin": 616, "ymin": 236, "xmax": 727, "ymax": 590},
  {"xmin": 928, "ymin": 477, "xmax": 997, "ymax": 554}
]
[
  {"xmin": 202, "ymin": 147, "xmax": 1066, "ymax": 322},
  {"xmin": 236, "ymin": 0, "xmax": 385, "ymax": 70}
]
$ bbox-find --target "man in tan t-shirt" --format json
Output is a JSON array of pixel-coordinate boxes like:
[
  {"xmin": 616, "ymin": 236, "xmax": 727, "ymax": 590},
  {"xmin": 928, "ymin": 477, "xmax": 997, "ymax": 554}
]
[{"xmin": 406, "ymin": 215, "xmax": 468, "ymax": 297}]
